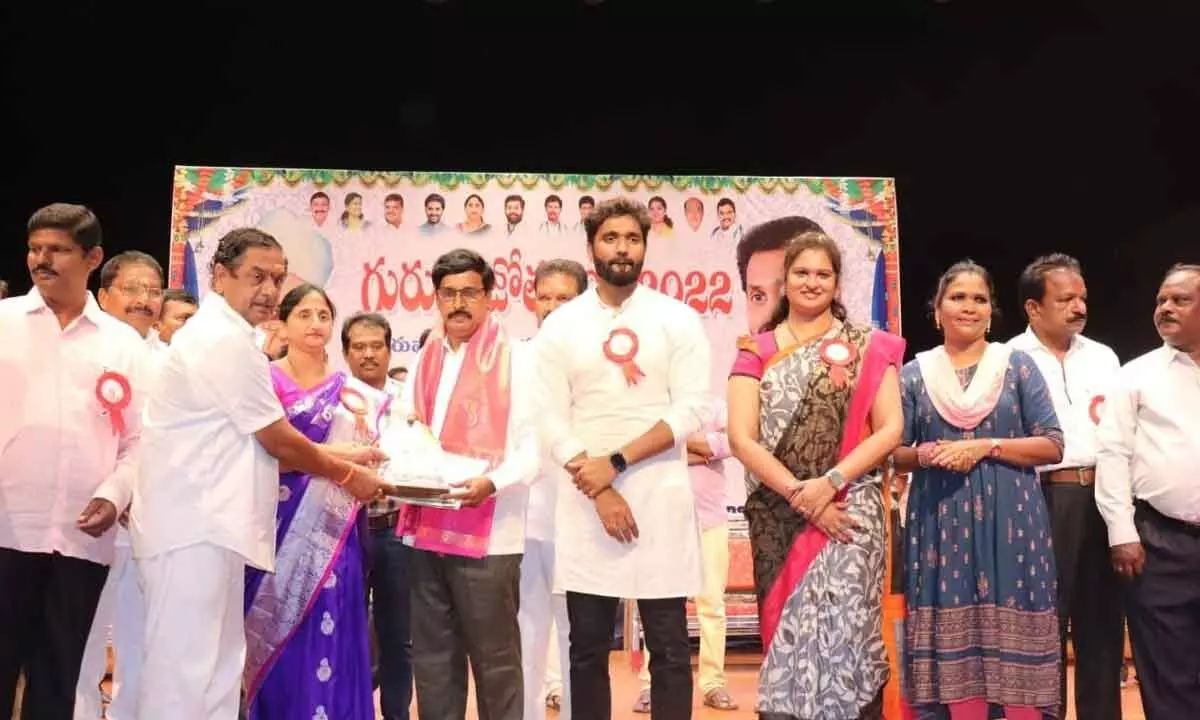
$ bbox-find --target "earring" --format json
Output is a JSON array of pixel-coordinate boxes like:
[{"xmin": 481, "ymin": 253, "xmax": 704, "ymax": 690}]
[
  {"xmin": 935, "ymin": 316, "xmax": 941, "ymax": 331},
  {"xmin": 986, "ymin": 321, "xmax": 991, "ymax": 335}
]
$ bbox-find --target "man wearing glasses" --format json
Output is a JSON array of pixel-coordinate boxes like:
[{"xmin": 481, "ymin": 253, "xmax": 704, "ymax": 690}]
[
  {"xmin": 399, "ymin": 248, "xmax": 538, "ymax": 720},
  {"xmin": 77, "ymin": 250, "xmax": 169, "ymax": 720}
]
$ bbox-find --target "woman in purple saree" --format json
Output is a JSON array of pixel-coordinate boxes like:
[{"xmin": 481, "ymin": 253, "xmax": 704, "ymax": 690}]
[{"xmin": 243, "ymin": 285, "xmax": 386, "ymax": 720}]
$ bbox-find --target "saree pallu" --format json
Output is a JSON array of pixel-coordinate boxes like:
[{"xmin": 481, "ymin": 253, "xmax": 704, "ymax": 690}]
[
  {"xmin": 735, "ymin": 323, "xmax": 906, "ymax": 719},
  {"xmin": 243, "ymin": 369, "xmax": 375, "ymax": 720}
]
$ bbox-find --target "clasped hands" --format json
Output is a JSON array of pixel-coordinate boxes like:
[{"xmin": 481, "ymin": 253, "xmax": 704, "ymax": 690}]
[
  {"xmin": 566, "ymin": 453, "xmax": 638, "ymax": 544},
  {"xmin": 919, "ymin": 439, "xmax": 990, "ymax": 474},
  {"xmin": 786, "ymin": 476, "xmax": 859, "ymax": 544}
]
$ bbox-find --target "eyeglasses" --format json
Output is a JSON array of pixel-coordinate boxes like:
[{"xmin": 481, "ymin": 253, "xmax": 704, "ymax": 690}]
[
  {"xmin": 436, "ymin": 287, "xmax": 486, "ymax": 303},
  {"xmin": 116, "ymin": 283, "xmax": 164, "ymax": 300}
]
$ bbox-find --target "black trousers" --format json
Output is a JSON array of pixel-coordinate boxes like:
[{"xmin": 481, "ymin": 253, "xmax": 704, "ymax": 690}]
[
  {"xmin": 409, "ymin": 549, "xmax": 523, "ymax": 720},
  {"xmin": 0, "ymin": 548, "xmax": 108, "ymax": 720},
  {"xmin": 367, "ymin": 526, "xmax": 413, "ymax": 720},
  {"xmin": 1042, "ymin": 482, "xmax": 1125, "ymax": 720},
  {"xmin": 566, "ymin": 592, "xmax": 692, "ymax": 720},
  {"xmin": 1125, "ymin": 501, "xmax": 1200, "ymax": 720}
]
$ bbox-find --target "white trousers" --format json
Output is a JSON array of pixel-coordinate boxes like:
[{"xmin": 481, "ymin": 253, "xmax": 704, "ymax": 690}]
[
  {"xmin": 137, "ymin": 543, "xmax": 246, "ymax": 720},
  {"xmin": 518, "ymin": 538, "xmax": 572, "ymax": 720},
  {"xmin": 75, "ymin": 543, "xmax": 145, "ymax": 720}
]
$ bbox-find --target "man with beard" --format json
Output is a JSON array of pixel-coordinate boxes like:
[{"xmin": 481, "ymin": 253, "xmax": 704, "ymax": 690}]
[
  {"xmin": 504, "ymin": 194, "xmax": 525, "ymax": 237},
  {"xmin": 0, "ymin": 203, "xmax": 147, "ymax": 718},
  {"xmin": 1096, "ymin": 263, "xmax": 1200, "ymax": 720},
  {"xmin": 535, "ymin": 198, "xmax": 711, "ymax": 720},
  {"xmin": 1008, "ymin": 254, "xmax": 1124, "ymax": 720},
  {"xmin": 342, "ymin": 311, "xmax": 413, "ymax": 720},
  {"xmin": 400, "ymin": 248, "xmax": 538, "ymax": 720},
  {"xmin": 520, "ymin": 258, "xmax": 588, "ymax": 720},
  {"xmin": 130, "ymin": 228, "xmax": 392, "ymax": 718},
  {"xmin": 76, "ymin": 251, "xmax": 170, "ymax": 720},
  {"xmin": 418, "ymin": 193, "xmax": 449, "ymax": 237}
]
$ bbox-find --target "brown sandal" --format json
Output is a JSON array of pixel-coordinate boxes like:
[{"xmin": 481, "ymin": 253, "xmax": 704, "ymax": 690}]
[{"xmin": 703, "ymin": 688, "xmax": 739, "ymax": 711}]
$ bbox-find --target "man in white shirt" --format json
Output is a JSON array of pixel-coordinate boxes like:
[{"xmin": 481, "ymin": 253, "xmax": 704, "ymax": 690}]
[
  {"xmin": 130, "ymin": 227, "xmax": 392, "ymax": 719},
  {"xmin": 1008, "ymin": 253, "xmax": 1124, "ymax": 720},
  {"xmin": 76, "ymin": 251, "xmax": 171, "ymax": 720},
  {"xmin": 398, "ymin": 247, "xmax": 538, "ymax": 720},
  {"xmin": 0, "ymin": 203, "xmax": 146, "ymax": 718},
  {"xmin": 342, "ymin": 311, "xmax": 413, "ymax": 720},
  {"xmin": 536, "ymin": 198, "xmax": 711, "ymax": 720},
  {"xmin": 520, "ymin": 258, "xmax": 589, "ymax": 720},
  {"xmin": 1096, "ymin": 262, "xmax": 1200, "ymax": 720}
]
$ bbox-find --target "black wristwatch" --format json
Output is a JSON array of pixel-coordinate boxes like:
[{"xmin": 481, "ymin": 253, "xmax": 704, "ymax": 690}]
[{"xmin": 609, "ymin": 452, "xmax": 628, "ymax": 474}]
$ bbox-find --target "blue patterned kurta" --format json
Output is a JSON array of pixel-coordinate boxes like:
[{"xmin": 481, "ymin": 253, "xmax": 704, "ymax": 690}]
[{"xmin": 901, "ymin": 349, "xmax": 1063, "ymax": 718}]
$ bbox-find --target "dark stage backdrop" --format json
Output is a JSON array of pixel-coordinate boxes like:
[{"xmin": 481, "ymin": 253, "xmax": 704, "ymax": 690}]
[{"xmin": 2, "ymin": 1, "xmax": 1195, "ymax": 362}]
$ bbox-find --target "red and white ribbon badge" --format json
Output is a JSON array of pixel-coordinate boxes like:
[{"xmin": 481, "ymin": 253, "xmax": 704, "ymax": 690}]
[
  {"xmin": 340, "ymin": 387, "xmax": 371, "ymax": 441},
  {"xmin": 95, "ymin": 371, "xmax": 132, "ymax": 437},
  {"xmin": 603, "ymin": 328, "xmax": 645, "ymax": 387},
  {"xmin": 818, "ymin": 338, "xmax": 858, "ymax": 389},
  {"xmin": 1089, "ymin": 394, "xmax": 1106, "ymax": 426}
]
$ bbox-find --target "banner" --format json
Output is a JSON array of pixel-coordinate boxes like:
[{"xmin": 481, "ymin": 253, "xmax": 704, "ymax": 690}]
[{"xmin": 169, "ymin": 167, "xmax": 902, "ymax": 515}]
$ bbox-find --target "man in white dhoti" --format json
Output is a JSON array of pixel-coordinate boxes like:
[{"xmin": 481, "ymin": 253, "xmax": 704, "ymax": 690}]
[
  {"xmin": 519, "ymin": 259, "xmax": 589, "ymax": 720},
  {"xmin": 535, "ymin": 198, "xmax": 711, "ymax": 720},
  {"xmin": 399, "ymin": 248, "xmax": 539, "ymax": 720},
  {"xmin": 76, "ymin": 251, "xmax": 171, "ymax": 720},
  {"xmin": 130, "ymin": 228, "xmax": 391, "ymax": 720}
]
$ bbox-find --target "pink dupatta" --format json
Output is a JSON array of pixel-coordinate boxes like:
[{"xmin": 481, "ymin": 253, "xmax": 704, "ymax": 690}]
[
  {"xmin": 397, "ymin": 313, "xmax": 511, "ymax": 558},
  {"xmin": 758, "ymin": 329, "xmax": 906, "ymax": 651}
]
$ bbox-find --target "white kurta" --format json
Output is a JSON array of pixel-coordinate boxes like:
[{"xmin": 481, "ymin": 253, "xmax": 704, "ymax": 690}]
[{"xmin": 536, "ymin": 285, "xmax": 711, "ymax": 599}]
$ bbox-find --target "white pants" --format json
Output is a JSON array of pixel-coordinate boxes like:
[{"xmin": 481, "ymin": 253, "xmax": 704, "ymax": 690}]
[
  {"xmin": 75, "ymin": 543, "xmax": 145, "ymax": 720},
  {"xmin": 639, "ymin": 522, "xmax": 730, "ymax": 693},
  {"xmin": 137, "ymin": 543, "xmax": 246, "ymax": 720},
  {"xmin": 518, "ymin": 538, "xmax": 572, "ymax": 720}
]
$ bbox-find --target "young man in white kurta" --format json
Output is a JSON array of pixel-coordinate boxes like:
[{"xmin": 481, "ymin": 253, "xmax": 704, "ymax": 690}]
[
  {"xmin": 131, "ymin": 228, "xmax": 389, "ymax": 720},
  {"xmin": 536, "ymin": 198, "xmax": 711, "ymax": 720}
]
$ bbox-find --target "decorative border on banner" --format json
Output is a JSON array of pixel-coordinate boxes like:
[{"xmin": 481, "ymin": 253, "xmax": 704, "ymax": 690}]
[{"xmin": 167, "ymin": 166, "xmax": 903, "ymax": 333}]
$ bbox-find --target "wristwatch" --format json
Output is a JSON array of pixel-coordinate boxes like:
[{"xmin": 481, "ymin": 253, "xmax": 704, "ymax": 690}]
[
  {"xmin": 609, "ymin": 452, "xmax": 629, "ymax": 474},
  {"xmin": 988, "ymin": 439, "xmax": 1002, "ymax": 458},
  {"xmin": 824, "ymin": 468, "xmax": 847, "ymax": 491}
]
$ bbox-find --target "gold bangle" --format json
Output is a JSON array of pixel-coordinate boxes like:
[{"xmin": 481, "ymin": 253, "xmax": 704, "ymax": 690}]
[{"xmin": 337, "ymin": 466, "xmax": 355, "ymax": 487}]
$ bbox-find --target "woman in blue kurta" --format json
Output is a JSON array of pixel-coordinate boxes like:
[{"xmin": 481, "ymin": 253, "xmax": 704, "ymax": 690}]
[{"xmin": 892, "ymin": 261, "xmax": 1065, "ymax": 720}]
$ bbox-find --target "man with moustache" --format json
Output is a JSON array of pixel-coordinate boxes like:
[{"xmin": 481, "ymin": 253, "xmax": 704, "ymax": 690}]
[
  {"xmin": 155, "ymin": 288, "xmax": 198, "ymax": 344},
  {"xmin": 1008, "ymin": 254, "xmax": 1124, "ymax": 720},
  {"xmin": 75, "ymin": 251, "xmax": 171, "ymax": 720},
  {"xmin": 399, "ymin": 248, "xmax": 538, "ymax": 720},
  {"xmin": 736, "ymin": 216, "xmax": 824, "ymax": 332},
  {"xmin": 0, "ymin": 203, "xmax": 147, "ymax": 717},
  {"xmin": 504, "ymin": 194, "xmax": 525, "ymax": 237},
  {"xmin": 536, "ymin": 198, "xmax": 711, "ymax": 720},
  {"xmin": 1096, "ymin": 263, "xmax": 1200, "ymax": 720},
  {"xmin": 710, "ymin": 198, "xmax": 743, "ymax": 244},
  {"xmin": 539, "ymin": 195, "xmax": 568, "ymax": 236},
  {"xmin": 383, "ymin": 193, "xmax": 406, "ymax": 233},
  {"xmin": 519, "ymin": 259, "xmax": 589, "ymax": 720},
  {"xmin": 342, "ymin": 311, "xmax": 413, "ymax": 720},
  {"xmin": 309, "ymin": 191, "xmax": 331, "ymax": 228},
  {"xmin": 573, "ymin": 196, "xmax": 596, "ymax": 236},
  {"xmin": 130, "ymin": 228, "xmax": 392, "ymax": 718}
]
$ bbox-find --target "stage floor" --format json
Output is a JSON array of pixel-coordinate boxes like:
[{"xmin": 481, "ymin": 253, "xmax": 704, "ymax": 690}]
[{"xmin": 392, "ymin": 651, "xmax": 1146, "ymax": 720}]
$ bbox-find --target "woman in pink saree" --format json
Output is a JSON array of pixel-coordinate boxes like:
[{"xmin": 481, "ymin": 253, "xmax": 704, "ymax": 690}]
[{"xmin": 728, "ymin": 232, "xmax": 906, "ymax": 719}]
